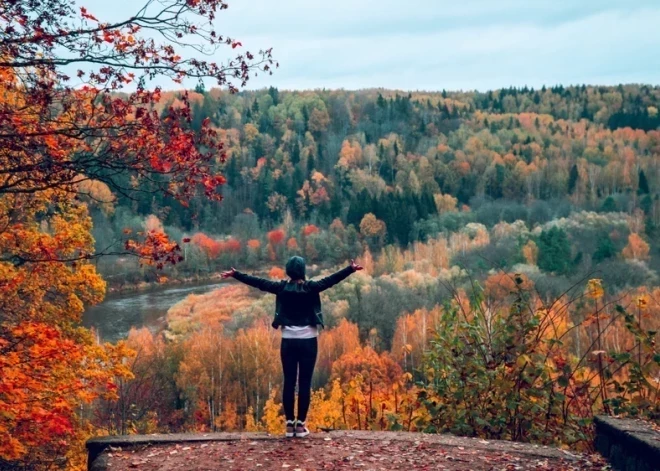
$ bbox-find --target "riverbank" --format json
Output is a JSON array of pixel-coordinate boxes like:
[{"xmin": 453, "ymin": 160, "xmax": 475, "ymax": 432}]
[
  {"xmin": 105, "ymin": 272, "xmax": 225, "ymax": 296},
  {"xmin": 103, "ymin": 261, "xmax": 329, "ymax": 296},
  {"xmin": 83, "ymin": 278, "xmax": 230, "ymax": 342}
]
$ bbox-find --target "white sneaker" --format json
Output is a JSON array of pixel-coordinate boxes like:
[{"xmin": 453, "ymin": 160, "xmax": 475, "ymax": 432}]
[
  {"xmin": 295, "ymin": 420, "xmax": 310, "ymax": 438},
  {"xmin": 285, "ymin": 420, "xmax": 295, "ymax": 438}
]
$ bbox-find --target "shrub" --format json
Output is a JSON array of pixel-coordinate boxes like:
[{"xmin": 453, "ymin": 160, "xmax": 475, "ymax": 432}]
[{"xmin": 418, "ymin": 278, "xmax": 660, "ymax": 450}]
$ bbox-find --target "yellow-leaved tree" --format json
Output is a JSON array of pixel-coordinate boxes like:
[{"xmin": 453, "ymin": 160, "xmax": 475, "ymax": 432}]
[{"xmin": 0, "ymin": 0, "xmax": 274, "ymax": 466}]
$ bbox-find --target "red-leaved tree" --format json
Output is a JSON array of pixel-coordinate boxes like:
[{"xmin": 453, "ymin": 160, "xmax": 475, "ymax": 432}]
[{"xmin": 0, "ymin": 0, "xmax": 274, "ymax": 468}]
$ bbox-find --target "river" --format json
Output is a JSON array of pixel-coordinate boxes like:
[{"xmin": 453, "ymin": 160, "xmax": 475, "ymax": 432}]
[{"xmin": 82, "ymin": 281, "xmax": 224, "ymax": 342}]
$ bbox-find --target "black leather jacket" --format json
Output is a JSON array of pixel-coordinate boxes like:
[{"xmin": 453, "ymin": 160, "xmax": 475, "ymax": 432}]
[{"xmin": 233, "ymin": 265, "xmax": 356, "ymax": 329}]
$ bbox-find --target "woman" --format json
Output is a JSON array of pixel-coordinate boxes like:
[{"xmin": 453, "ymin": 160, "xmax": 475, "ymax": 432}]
[{"xmin": 221, "ymin": 256, "xmax": 362, "ymax": 437}]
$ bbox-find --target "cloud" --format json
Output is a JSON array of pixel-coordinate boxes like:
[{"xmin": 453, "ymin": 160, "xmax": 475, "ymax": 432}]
[
  {"xmin": 239, "ymin": 5, "xmax": 660, "ymax": 90},
  {"xmin": 220, "ymin": 0, "xmax": 658, "ymax": 38},
  {"xmin": 82, "ymin": 0, "xmax": 660, "ymax": 91}
]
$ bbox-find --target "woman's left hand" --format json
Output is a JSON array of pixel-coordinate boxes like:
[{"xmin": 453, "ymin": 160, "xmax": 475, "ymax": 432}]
[
  {"xmin": 350, "ymin": 259, "xmax": 364, "ymax": 271},
  {"xmin": 221, "ymin": 268, "xmax": 237, "ymax": 279}
]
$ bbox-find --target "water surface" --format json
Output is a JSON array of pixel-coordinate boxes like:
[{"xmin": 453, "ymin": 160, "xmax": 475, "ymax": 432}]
[{"xmin": 82, "ymin": 281, "xmax": 224, "ymax": 342}]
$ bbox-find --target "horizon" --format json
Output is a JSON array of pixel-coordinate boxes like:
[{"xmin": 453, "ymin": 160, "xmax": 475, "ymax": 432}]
[{"xmin": 192, "ymin": 83, "xmax": 660, "ymax": 94}]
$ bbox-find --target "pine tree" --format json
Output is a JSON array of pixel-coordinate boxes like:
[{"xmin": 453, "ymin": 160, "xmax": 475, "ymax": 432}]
[
  {"xmin": 536, "ymin": 227, "xmax": 572, "ymax": 275},
  {"xmin": 593, "ymin": 235, "xmax": 617, "ymax": 263},
  {"xmin": 601, "ymin": 196, "xmax": 617, "ymax": 212},
  {"xmin": 568, "ymin": 164, "xmax": 580, "ymax": 194},
  {"xmin": 268, "ymin": 86, "xmax": 279, "ymax": 106},
  {"xmin": 377, "ymin": 93, "xmax": 387, "ymax": 108},
  {"xmin": 307, "ymin": 153, "xmax": 315, "ymax": 176},
  {"xmin": 291, "ymin": 139, "xmax": 301, "ymax": 165},
  {"xmin": 638, "ymin": 169, "xmax": 650, "ymax": 194}
]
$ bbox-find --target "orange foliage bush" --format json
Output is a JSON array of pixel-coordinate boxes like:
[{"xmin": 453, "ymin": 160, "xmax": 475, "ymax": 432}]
[
  {"xmin": 622, "ymin": 233, "xmax": 650, "ymax": 260},
  {"xmin": 224, "ymin": 238, "xmax": 242, "ymax": 253},
  {"xmin": 332, "ymin": 346, "xmax": 402, "ymax": 392},
  {"xmin": 267, "ymin": 229, "xmax": 286, "ymax": 246},
  {"xmin": 302, "ymin": 224, "xmax": 320, "ymax": 237},
  {"xmin": 166, "ymin": 285, "xmax": 254, "ymax": 338},
  {"xmin": 268, "ymin": 267, "xmax": 286, "ymax": 279},
  {"xmin": 522, "ymin": 240, "xmax": 539, "ymax": 265},
  {"xmin": 484, "ymin": 272, "xmax": 534, "ymax": 300},
  {"xmin": 391, "ymin": 307, "xmax": 443, "ymax": 372},
  {"xmin": 286, "ymin": 237, "xmax": 300, "ymax": 251},
  {"xmin": 191, "ymin": 232, "xmax": 223, "ymax": 259},
  {"xmin": 317, "ymin": 320, "xmax": 361, "ymax": 384}
]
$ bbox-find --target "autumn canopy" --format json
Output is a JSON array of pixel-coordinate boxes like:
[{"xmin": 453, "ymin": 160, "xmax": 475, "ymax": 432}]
[{"xmin": 0, "ymin": 0, "xmax": 273, "ymax": 467}]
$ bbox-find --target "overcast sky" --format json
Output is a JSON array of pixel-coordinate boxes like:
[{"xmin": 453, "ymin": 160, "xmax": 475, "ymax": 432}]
[{"xmin": 84, "ymin": 0, "xmax": 660, "ymax": 91}]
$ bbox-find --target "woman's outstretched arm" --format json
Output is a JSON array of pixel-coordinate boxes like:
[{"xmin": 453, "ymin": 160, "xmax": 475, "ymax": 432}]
[
  {"xmin": 307, "ymin": 260, "xmax": 363, "ymax": 293},
  {"xmin": 222, "ymin": 268, "xmax": 283, "ymax": 294}
]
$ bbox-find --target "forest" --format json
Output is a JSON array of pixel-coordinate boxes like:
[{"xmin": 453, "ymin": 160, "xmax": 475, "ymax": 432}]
[
  {"xmin": 1, "ymin": 0, "xmax": 660, "ymax": 469},
  {"xmin": 97, "ymin": 83, "xmax": 660, "ymax": 297},
  {"xmin": 86, "ymin": 83, "xmax": 660, "ymax": 457}
]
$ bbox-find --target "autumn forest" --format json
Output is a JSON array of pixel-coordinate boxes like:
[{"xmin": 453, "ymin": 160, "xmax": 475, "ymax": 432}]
[{"xmin": 1, "ymin": 0, "xmax": 660, "ymax": 470}]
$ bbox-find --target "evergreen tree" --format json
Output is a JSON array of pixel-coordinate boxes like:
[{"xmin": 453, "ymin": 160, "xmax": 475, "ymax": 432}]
[
  {"xmin": 200, "ymin": 93, "xmax": 218, "ymax": 125},
  {"xmin": 347, "ymin": 190, "xmax": 373, "ymax": 227},
  {"xmin": 441, "ymin": 103, "xmax": 450, "ymax": 118},
  {"xmin": 330, "ymin": 189, "xmax": 343, "ymax": 219},
  {"xmin": 307, "ymin": 153, "xmax": 315, "ymax": 176},
  {"xmin": 486, "ymin": 164, "xmax": 506, "ymax": 199},
  {"xmin": 600, "ymin": 196, "xmax": 617, "ymax": 212},
  {"xmin": 292, "ymin": 165, "xmax": 305, "ymax": 200},
  {"xmin": 640, "ymin": 194, "xmax": 653, "ymax": 215},
  {"xmin": 290, "ymin": 139, "xmax": 301, "ymax": 165},
  {"xmin": 568, "ymin": 164, "xmax": 580, "ymax": 194},
  {"xmin": 536, "ymin": 227, "xmax": 572, "ymax": 275},
  {"xmin": 593, "ymin": 235, "xmax": 617, "ymax": 263},
  {"xmin": 638, "ymin": 169, "xmax": 650, "ymax": 194},
  {"xmin": 268, "ymin": 86, "xmax": 279, "ymax": 106},
  {"xmin": 190, "ymin": 100, "xmax": 204, "ymax": 132}
]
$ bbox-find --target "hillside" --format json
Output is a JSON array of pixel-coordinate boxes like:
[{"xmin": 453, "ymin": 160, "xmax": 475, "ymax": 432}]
[{"xmin": 93, "ymin": 85, "xmax": 660, "ymax": 294}]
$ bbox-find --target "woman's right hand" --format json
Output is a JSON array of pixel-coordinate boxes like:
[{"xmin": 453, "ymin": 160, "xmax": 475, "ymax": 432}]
[
  {"xmin": 350, "ymin": 259, "xmax": 364, "ymax": 271},
  {"xmin": 221, "ymin": 268, "xmax": 237, "ymax": 279}
]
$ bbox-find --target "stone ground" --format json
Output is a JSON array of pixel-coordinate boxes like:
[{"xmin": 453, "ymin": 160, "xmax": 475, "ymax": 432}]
[{"xmin": 95, "ymin": 431, "xmax": 611, "ymax": 471}]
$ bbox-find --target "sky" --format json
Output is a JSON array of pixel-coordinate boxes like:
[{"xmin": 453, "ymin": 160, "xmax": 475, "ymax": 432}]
[{"xmin": 84, "ymin": 0, "xmax": 660, "ymax": 92}]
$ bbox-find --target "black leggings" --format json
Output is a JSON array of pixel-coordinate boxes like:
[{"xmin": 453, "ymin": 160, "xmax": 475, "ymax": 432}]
[{"xmin": 280, "ymin": 337, "xmax": 317, "ymax": 422}]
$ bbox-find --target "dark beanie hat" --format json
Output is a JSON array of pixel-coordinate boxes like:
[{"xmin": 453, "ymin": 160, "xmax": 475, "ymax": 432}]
[{"xmin": 285, "ymin": 256, "xmax": 306, "ymax": 280}]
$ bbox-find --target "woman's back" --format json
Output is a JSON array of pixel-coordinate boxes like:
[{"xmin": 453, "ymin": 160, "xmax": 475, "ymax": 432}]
[{"xmin": 232, "ymin": 264, "xmax": 356, "ymax": 327}]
